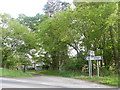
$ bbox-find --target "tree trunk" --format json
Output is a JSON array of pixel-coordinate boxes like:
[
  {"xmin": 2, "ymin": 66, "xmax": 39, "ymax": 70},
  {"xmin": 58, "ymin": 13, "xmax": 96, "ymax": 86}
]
[
  {"xmin": 4, "ymin": 64, "xmax": 7, "ymax": 68},
  {"xmin": 118, "ymin": 3, "xmax": 120, "ymax": 87},
  {"xmin": 109, "ymin": 26, "xmax": 119, "ymax": 69},
  {"xmin": 51, "ymin": 52, "xmax": 59, "ymax": 70}
]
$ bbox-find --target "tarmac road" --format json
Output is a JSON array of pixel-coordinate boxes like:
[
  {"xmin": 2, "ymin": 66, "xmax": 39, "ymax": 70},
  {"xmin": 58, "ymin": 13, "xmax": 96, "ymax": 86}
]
[{"xmin": 0, "ymin": 75, "xmax": 117, "ymax": 88}]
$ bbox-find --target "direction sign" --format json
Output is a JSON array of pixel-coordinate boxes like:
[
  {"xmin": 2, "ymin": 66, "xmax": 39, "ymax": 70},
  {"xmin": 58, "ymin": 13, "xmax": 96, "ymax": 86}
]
[
  {"xmin": 86, "ymin": 50, "xmax": 102, "ymax": 77},
  {"xmin": 88, "ymin": 50, "xmax": 95, "ymax": 56},
  {"xmin": 94, "ymin": 56, "xmax": 102, "ymax": 60},
  {"xmin": 86, "ymin": 56, "xmax": 102, "ymax": 60},
  {"xmin": 86, "ymin": 56, "xmax": 94, "ymax": 60}
]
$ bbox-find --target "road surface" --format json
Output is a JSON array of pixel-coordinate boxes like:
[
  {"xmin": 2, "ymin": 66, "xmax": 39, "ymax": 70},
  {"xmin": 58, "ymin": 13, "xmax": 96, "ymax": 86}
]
[{"xmin": 0, "ymin": 75, "xmax": 117, "ymax": 88}]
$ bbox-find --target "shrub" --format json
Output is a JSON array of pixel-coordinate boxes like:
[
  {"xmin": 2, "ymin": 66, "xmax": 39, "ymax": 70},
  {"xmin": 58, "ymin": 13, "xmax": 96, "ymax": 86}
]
[
  {"xmin": 100, "ymin": 67, "xmax": 113, "ymax": 76},
  {"xmin": 62, "ymin": 58, "xmax": 87, "ymax": 72}
]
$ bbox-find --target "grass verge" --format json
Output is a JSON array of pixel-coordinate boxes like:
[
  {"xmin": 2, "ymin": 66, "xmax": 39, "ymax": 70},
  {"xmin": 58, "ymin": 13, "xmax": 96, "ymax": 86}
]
[
  {"xmin": 40, "ymin": 70, "xmax": 84, "ymax": 77},
  {"xmin": 29, "ymin": 70, "xmax": 87, "ymax": 77},
  {"xmin": 29, "ymin": 70, "xmax": 118, "ymax": 86},
  {"xmin": 74, "ymin": 75, "xmax": 118, "ymax": 86},
  {"xmin": 0, "ymin": 68, "xmax": 33, "ymax": 77}
]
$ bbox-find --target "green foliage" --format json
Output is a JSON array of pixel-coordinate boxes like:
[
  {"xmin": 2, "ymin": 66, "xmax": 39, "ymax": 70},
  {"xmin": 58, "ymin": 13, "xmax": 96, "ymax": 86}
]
[
  {"xmin": 1, "ymin": 1, "xmax": 118, "ymax": 74},
  {"xmin": 73, "ymin": 2, "xmax": 118, "ymax": 69},
  {"xmin": 62, "ymin": 58, "xmax": 87, "ymax": 71},
  {"xmin": 0, "ymin": 68, "xmax": 33, "ymax": 77},
  {"xmin": 18, "ymin": 13, "xmax": 48, "ymax": 31},
  {"xmin": 62, "ymin": 59, "xmax": 76, "ymax": 71},
  {"xmin": 39, "ymin": 70, "xmax": 84, "ymax": 77},
  {"xmin": 36, "ymin": 2, "xmax": 118, "ymax": 71},
  {"xmin": 75, "ymin": 75, "xmax": 118, "ymax": 86},
  {"xmin": 1, "ymin": 14, "xmax": 38, "ymax": 69},
  {"xmin": 37, "ymin": 70, "xmax": 118, "ymax": 86},
  {"xmin": 99, "ymin": 67, "xmax": 113, "ymax": 76},
  {"xmin": 37, "ymin": 10, "xmax": 75, "ymax": 70}
]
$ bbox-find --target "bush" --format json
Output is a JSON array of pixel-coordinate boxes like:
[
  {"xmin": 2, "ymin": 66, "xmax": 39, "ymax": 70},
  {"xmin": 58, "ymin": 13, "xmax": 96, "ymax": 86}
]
[
  {"xmin": 27, "ymin": 67, "xmax": 35, "ymax": 70},
  {"xmin": 62, "ymin": 58, "xmax": 87, "ymax": 72},
  {"xmin": 100, "ymin": 67, "xmax": 113, "ymax": 76},
  {"xmin": 62, "ymin": 59, "xmax": 76, "ymax": 71}
]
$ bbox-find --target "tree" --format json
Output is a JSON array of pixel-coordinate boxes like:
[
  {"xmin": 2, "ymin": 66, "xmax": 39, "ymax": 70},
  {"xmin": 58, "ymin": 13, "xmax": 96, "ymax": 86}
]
[
  {"xmin": 1, "ymin": 14, "xmax": 37, "ymax": 69},
  {"xmin": 72, "ymin": 2, "xmax": 118, "ymax": 70},
  {"xmin": 17, "ymin": 13, "xmax": 48, "ymax": 31},
  {"xmin": 43, "ymin": 0, "xmax": 69, "ymax": 17},
  {"xmin": 37, "ymin": 10, "xmax": 74, "ymax": 70}
]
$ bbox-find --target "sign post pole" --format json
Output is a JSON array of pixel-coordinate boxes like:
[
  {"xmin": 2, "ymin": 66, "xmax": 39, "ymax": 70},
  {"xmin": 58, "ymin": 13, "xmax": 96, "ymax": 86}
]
[
  {"xmin": 88, "ymin": 60, "xmax": 92, "ymax": 77},
  {"xmin": 88, "ymin": 51, "xmax": 93, "ymax": 77},
  {"xmin": 88, "ymin": 60, "xmax": 90, "ymax": 77},
  {"xmin": 97, "ymin": 60, "xmax": 99, "ymax": 77},
  {"xmin": 90, "ymin": 59, "xmax": 92, "ymax": 77}
]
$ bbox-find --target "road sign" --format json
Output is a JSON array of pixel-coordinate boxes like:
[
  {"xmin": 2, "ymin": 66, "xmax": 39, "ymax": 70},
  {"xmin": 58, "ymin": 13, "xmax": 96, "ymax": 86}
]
[
  {"xmin": 86, "ymin": 56, "xmax": 102, "ymax": 60},
  {"xmin": 86, "ymin": 56, "xmax": 95, "ymax": 60},
  {"xmin": 94, "ymin": 56, "xmax": 102, "ymax": 60},
  {"xmin": 86, "ymin": 50, "xmax": 102, "ymax": 77},
  {"xmin": 88, "ymin": 50, "xmax": 95, "ymax": 56}
]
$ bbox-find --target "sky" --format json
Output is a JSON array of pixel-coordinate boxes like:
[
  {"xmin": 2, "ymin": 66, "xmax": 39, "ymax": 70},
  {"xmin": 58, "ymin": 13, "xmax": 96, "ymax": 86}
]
[{"xmin": 0, "ymin": 0, "xmax": 73, "ymax": 18}]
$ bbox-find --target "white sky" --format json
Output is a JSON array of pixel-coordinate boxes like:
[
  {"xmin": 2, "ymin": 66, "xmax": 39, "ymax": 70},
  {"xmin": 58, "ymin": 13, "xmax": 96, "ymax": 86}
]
[{"xmin": 0, "ymin": 0, "xmax": 73, "ymax": 18}]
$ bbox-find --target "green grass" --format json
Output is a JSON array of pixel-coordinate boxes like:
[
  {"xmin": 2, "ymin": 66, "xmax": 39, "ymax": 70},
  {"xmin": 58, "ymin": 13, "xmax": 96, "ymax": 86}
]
[
  {"xmin": 0, "ymin": 68, "xmax": 33, "ymax": 77},
  {"xmin": 40, "ymin": 70, "xmax": 83, "ymax": 77},
  {"xmin": 35, "ymin": 70, "xmax": 87, "ymax": 77},
  {"xmin": 28, "ymin": 70, "xmax": 88, "ymax": 77},
  {"xmin": 74, "ymin": 75, "xmax": 118, "ymax": 86},
  {"xmin": 31, "ymin": 70, "xmax": 118, "ymax": 86}
]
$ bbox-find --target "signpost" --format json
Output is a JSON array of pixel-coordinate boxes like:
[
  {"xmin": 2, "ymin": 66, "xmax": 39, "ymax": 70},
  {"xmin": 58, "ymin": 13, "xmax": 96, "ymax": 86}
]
[
  {"xmin": 97, "ymin": 60, "xmax": 99, "ymax": 77},
  {"xmin": 87, "ymin": 50, "xmax": 95, "ymax": 77},
  {"xmin": 86, "ymin": 50, "xmax": 102, "ymax": 77},
  {"xmin": 86, "ymin": 56, "xmax": 102, "ymax": 60}
]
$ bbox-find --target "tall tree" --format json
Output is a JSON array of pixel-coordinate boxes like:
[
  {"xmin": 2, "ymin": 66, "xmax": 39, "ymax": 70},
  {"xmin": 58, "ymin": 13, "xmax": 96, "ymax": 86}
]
[
  {"xmin": 72, "ymin": 2, "xmax": 118, "ymax": 70},
  {"xmin": 17, "ymin": 13, "xmax": 48, "ymax": 31},
  {"xmin": 1, "ymin": 14, "xmax": 37, "ymax": 69},
  {"xmin": 43, "ymin": 0, "xmax": 69, "ymax": 17}
]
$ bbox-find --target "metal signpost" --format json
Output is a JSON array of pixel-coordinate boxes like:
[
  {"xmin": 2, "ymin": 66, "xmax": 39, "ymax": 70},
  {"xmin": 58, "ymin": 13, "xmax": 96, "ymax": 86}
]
[
  {"xmin": 97, "ymin": 60, "xmax": 99, "ymax": 77},
  {"xmin": 86, "ymin": 50, "xmax": 95, "ymax": 77},
  {"xmin": 95, "ymin": 56, "xmax": 102, "ymax": 77},
  {"xmin": 86, "ymin": 50, "xmax": 102, "ymax": 77}
]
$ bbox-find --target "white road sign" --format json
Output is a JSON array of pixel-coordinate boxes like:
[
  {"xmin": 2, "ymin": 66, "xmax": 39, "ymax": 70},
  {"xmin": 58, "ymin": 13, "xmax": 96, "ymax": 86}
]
[
  {"xmin": 88, "ymin": 50, "xmax": 95, "ymax": 56},
  {"xmin": 86, "ymin": 50, "xmax": 102, "ymax": 77},
  {"xmin": 94, "ymin": 56, "xmax": 102, "ymax": 60},
  {"xmin": 86, "ymin": 56, "xmax": 94, "ymax": 60},
  {"xmin": 86, "ymin": 56, "xmax": 102, "ymax": 60}
]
